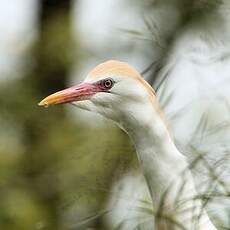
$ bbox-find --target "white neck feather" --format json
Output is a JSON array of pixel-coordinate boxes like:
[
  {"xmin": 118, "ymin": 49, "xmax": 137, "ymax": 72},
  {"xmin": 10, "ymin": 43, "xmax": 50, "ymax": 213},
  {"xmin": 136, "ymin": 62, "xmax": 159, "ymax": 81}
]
[{"xmin": 119, "ymin": 103, "xmax": 216, "ymax": 230}]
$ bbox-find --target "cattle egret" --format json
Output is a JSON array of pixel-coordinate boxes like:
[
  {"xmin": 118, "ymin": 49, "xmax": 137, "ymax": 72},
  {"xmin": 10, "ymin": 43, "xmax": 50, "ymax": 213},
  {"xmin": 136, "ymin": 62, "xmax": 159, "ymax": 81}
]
[{"xmin": 39, "ymin": 60, "xmax": 217, "ymax": 229}]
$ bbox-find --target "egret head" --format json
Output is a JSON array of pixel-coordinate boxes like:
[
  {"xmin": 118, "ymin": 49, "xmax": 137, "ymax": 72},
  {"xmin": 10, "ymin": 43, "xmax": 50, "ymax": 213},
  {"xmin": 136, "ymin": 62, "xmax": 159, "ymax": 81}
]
[{"xmin": 39, "ymin": 60, "xmax": 159, "ymax": 128}]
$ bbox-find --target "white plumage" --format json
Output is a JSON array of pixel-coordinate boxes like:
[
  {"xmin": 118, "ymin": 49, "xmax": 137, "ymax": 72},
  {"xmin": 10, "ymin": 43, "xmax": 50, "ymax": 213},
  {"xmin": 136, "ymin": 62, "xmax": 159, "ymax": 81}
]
[{"xmin": 39, "ymin": 60, "xmax": 217, "ymax": 229}]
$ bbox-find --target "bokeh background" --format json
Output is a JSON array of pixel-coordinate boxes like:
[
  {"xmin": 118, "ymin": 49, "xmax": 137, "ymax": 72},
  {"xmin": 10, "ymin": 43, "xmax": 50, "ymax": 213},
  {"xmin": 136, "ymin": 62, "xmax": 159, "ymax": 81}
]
[
  {"xmin": 0, "ymin": 1, "xmax": 149, "ymax": 229},
  {"xmin": 0, "ymin": 1, "xmax": 229, "ymax": 229}
]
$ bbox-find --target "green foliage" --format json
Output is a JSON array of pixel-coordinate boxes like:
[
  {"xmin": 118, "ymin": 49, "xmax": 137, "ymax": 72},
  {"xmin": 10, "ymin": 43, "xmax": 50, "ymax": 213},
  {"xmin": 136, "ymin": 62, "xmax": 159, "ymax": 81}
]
[{"xmin": 0, "ymin": 4, "xmax": 136, "ymax": 230}]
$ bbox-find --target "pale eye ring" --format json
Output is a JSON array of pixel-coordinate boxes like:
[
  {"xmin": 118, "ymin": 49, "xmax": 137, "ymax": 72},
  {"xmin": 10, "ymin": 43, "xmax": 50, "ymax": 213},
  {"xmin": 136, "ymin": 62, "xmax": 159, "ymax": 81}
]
[{"xmin": 103, "ymin": 79, "xmax": 114, "ymax": 89}]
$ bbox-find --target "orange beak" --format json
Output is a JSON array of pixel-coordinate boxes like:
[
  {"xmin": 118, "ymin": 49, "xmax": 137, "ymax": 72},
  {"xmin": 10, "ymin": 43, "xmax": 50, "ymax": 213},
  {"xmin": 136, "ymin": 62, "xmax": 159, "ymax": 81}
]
[{"xmin": 38, "ymin": 83, "xmax": 99, "ymax": 107}]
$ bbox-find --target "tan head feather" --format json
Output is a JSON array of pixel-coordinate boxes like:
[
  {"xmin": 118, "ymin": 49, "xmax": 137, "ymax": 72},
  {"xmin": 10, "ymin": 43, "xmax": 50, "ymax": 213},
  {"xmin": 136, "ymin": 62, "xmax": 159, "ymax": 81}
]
[
  {"xmin": 88, "ymin": 60, "xmax": 156, "ymax": 98},
  {"xmin": 88, "ymin": 60, "xmax": 167, "ymax": 126}
]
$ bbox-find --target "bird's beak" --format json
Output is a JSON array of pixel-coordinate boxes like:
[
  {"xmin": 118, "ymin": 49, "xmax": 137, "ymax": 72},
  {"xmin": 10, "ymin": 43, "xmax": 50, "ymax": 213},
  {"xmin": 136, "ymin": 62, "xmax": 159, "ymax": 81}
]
[{"xmin": 38, "ymin": 82, "xmax": 98, "ymax": 107}]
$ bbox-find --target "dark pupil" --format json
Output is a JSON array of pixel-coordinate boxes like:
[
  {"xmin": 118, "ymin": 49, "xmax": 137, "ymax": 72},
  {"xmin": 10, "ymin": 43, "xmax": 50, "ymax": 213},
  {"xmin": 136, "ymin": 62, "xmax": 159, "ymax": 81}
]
[{"xmin": 104, "ymin": 80, "xmax": 112, "ymax": 88}]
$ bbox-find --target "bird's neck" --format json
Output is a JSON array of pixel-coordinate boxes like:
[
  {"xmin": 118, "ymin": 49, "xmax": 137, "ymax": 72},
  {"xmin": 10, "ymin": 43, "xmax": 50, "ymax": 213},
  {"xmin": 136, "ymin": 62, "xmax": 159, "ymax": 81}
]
[
  {"xmin": 120, "ymin": 105, "xmax": 216, "ymax": 229},
  {"xmin": 123, "ymin": 110, "xmax": 188, "ymax": 204}
]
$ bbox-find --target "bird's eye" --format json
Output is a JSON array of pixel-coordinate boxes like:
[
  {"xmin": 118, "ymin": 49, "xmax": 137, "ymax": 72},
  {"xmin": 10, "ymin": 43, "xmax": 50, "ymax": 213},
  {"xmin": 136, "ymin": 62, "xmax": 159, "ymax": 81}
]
[{"xmin": 103, "ymin": 79, "xmax": 114, "ymax": 89}]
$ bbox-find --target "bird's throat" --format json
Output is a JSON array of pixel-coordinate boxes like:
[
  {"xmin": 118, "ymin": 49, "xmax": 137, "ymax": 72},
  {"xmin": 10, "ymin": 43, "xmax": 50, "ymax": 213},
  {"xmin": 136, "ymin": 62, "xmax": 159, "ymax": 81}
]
[
  {"xmin": 123, "ymin": 112, "xmax": 216, "ymax": 229},
  {"xmin": 126, "ymin": 117, "xmax": 187, "ymax": 202}
]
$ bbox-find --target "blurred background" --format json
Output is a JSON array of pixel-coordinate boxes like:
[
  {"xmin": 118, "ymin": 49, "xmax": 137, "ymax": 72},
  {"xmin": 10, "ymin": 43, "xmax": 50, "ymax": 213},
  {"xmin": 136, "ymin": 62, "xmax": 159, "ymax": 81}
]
[{"xmin": 0, "ymin": 0, "xmax": 229, "ymax": 229}]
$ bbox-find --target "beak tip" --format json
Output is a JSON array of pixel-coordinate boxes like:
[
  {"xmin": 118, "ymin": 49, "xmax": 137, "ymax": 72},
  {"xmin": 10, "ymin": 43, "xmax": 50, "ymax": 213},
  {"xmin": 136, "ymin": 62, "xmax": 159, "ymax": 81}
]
[{"xmin": 38, "ymin": 99, "xmax": 49, "ymax": 107}]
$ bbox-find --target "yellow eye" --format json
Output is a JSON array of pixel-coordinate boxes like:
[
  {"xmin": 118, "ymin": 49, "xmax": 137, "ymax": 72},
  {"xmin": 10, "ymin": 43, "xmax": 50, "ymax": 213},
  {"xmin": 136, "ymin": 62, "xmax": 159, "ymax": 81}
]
[{"xmin": 103, "ymin": 79, "xmax": 114, "ymax": 89}]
